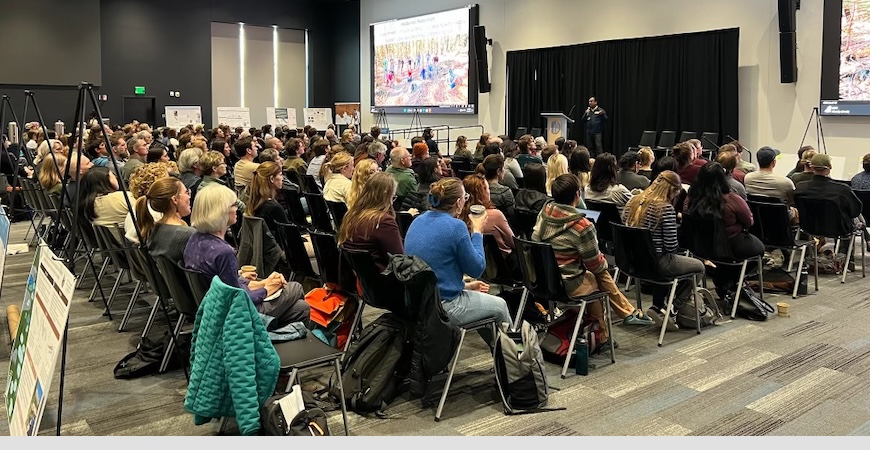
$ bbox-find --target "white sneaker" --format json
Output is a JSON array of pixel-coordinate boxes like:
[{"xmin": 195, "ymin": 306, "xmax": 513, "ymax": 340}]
[{"xmin": 647, "ymin": 307, "xmax": 679, "ymax": 332}]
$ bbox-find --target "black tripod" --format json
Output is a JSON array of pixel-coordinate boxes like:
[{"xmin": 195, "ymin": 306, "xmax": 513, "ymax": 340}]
[{"xmin": 800, "ymin": 106, "xmax": 828, "ymax": 154}]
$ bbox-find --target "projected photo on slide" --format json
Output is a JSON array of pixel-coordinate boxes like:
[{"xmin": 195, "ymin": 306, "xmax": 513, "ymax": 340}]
[
  {"xmin": 371, "ymin": 6, "xmax": 478, "ymax": 114},
  {"xmin": 821, "ymin": 0, "xmax": 870, "ymax": 114}
]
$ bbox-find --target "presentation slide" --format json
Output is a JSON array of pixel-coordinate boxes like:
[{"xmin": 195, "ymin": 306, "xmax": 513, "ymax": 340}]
[
  {"xmin": 371, "ymin": 6, "xmax": 477, "ymax": 115},
  {"xmin": 821, "ymin": 0, "xmax": 870, "ymax": 115}
]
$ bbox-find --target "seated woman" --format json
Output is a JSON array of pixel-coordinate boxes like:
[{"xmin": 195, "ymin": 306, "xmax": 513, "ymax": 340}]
[
  {"xmin": 404, "ymin": 177, "xmax": 512, "ymax": 338},
  {"xmin": 584, "ymin": 152, "xmax": 632, "ymax": 215},
  {"xmin": 136, "ymin": 177, "xmax": 194, "ymax": 265},
  {"xmin": 321, "ymin": 151, "xmax": 354, "ymax": 204},
  {"xmin": 546, "ymin": 153, "xmax": 569, "ymax": 196},
  {"xmin": 569, "ymin": 147, "xmax": 593, "ymax": 190},
  {"xmin": 416, "ymin": 156, "xmax": 442, "ymax": 210},
  {"xmin": 79, "ymin": 166, "xmax": 134, "ymax": 228},
  {"xmin": 147, "ymin": 146, "xmax": 170, "ymax": 164},
  {"xmin": 637, "ymin": 146, "xmax": 655, "ymax": 180},
  {"xmin": 124, "ymin": 162, "xmax": 172, "ymax": 243},
  {"xmin": 515, "ymin": 163, "xmax": 552, "ymax": 215},
  {"xmin": 674, "ymin": 142, "xmax": 701, "ymax": 185},
  {"xmin": 183, "ymin": 184, "xmax": 309, "ymax": 329},
  {"xmin": 198, "ymin": 150, "xmax": 230, "ymax": 192},
  {"xmin": 461, "ymin": 173, "xmax": 515, "ymax": 261},
  {"xmin": 684, "ymin": 162, "xmax": 764, "ymax": 303},
  {"xmin": 478, "ymin": 154, "xmax": 514, "ymax": 220},
  {"xmin": 410, "ymin": 142, "xmax": 429, "ymax": 175},
  {"xmin": 622, "ymin": 171, "xmax": 705, "ymax": 330},
  {"xmin": 453, "ymin": 135, "xmax": 473, "ymax": 160},
  {"xmin": 37, "ymin": 153, "xmax": 66, "ymax": 195},
  {"xmin": 338, "ymin": 173, "xmax": 403, "ymax": 271},
  {"xmin": 347, "ymin": 158, "xmax": 381, "ymax": 210}
]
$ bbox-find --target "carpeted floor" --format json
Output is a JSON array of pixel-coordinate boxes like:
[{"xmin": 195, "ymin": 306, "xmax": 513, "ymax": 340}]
[{"xmin": 1, "ymin": 221, "xmax": 869, "ymax": 436}]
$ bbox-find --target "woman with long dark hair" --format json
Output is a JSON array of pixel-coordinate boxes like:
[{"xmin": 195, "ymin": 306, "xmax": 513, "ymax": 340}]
[
  {"xmin": 684, "ymin": 162, "xmax": 764, "ymax": 302},
  {"xmin": 584, "ymin": 152, "xmax": 632, "ymax": 214},
  {"xmin": 569, "ymin": 147, "xmax": 593, "ymax": 190},
  {"xmin": 78, "ymin": 166, "xmax": 133, "ymax": 227}
]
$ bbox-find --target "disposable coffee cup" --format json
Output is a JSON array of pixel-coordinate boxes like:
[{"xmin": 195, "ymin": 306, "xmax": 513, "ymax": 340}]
[
  {"xmin": 240, "ymin": 265, "xmax": 257, "ymax": 275},
  {"xmin": 776, "ymin": 302, "xmax": 790, "ymax": 317},
  {"xmin": 469, "ymin": 204, "xmax": 486, "ymax": 218}
]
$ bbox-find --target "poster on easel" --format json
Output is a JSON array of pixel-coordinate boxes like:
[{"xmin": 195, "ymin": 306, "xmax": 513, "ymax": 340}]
[
  {"xmin": 5, "ymin": 241, "xmax": 74, "ymax": 436},
  {"xmin": 164, "ymin": 106, "xmax": 203, "ymax": 129},
  {"xmin": 334, "ymin": 102, "xmax": 361, "ymax": 127},
  {"xmin": 303, "ymin": 108, "xmax": 332, "ymax": 131},
  {"xmin": 266, "ymin": 107, "xmax": 297, "ymax": 128},
  {"xmin": 216, "ymin": 107, "xmax": 251, "ymax": 129}
]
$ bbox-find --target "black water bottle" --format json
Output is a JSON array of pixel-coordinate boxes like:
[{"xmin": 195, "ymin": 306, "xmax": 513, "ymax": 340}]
[{"xmin": 575, "ymin": 337, "xmax": 589, "ymax": 376}]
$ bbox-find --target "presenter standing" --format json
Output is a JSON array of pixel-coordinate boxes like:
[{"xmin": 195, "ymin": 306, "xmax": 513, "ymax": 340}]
[{"xmin": 582, "ymin": 97, "xmax": 607, "ymax": 156}]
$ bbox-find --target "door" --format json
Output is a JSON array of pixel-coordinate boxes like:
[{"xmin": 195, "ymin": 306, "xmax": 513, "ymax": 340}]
[{"xmin": 123, "ymin": 96, "xmax": 156, "ymax": 126}]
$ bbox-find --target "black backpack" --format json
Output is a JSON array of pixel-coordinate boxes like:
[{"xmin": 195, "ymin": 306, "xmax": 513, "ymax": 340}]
[
  {"xmin": 331, "ymin": 313, "xmax": 412, "ymax": 414},
  {"xmin": 261, "ymin": 391, "xmax": 330, "ymax": 436}
]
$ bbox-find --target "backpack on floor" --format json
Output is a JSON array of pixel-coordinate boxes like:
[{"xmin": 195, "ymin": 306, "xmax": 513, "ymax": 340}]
[
  {"xmin": 674, "ymin": 285, "xmax": 723, "ymax": 329},
  {"xmin": 494, "ymin": 321, "xmax": 566, "ymax": 415},
  {"xmin": 537, "ymin": 309, "xmax": 603, "ymax": 365},
  {"xmin": 261, "ymin": 390, "xmax": 330, "ymax": 436},
  {"xmin": 746, "ymin": 267, "xmax": 807, "ymax": 296},
  {"xmin": 330, "ymin": 313, "xmax": 412, "ymax": 415}
]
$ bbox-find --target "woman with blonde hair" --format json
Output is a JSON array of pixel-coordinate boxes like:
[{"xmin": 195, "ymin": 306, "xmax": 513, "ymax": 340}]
[
  {"xmin": 637, "ymin": 146, "xmax": 655, "ymax": 180},
  {"xmin": 473, "ymin": 133, "xmax": 491, "ymax": 160},
  {"xmin": 136, "ymin": 177, "xmax": 194, "ymax": 265},
  {"xmin": 346, "ymin": 158, "xmax": 380, "ymax": 209},
  {"xmin": 338, "ymin": 172, "xmax": 403, "ymax": 270},
  {"xmin": 622, "ymin": 171, "xmax": 704, "ymax": 328},
  {"xmin": 453, "ymin": 135, "xmax": 472, "ymax": 159},
  {"xmin": 321, "ymin": 151, "xmax": 355, "ymax": 204},
  {"xmin": 38, "ymin": 153, "xmax": 66, "ymax": 195},
  {"xmin": 546, "ymin": 153, "xmax": 569, "ymax": 196}
]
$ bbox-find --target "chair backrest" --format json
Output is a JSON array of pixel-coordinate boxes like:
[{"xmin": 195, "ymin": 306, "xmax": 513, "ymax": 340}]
[
  {"xmin": 853, "ymin": 190, "xmax": 870, "ymax": 224},
  {"xmin": 284, "ymin": 169, "xmax": 304, "ymax": 190},
  {"xmin": 274, "ymin": 221, "xmax": 318, "ymax": 279},
  {"xmin": 678, "ymin": 131, "xmax": 697, "ymax": 143},
  {"xmin": 325, "ymin": 200, "xmax": 348, "ymax": 232},
  {"xmin": 680, "ymin": 213, "xmax": 735, "ymax": 261},
  {"xmin": 450, "ymin": 156, "xmax": 470, "ymax": 174},
  {"xmin": 280, "ymin": 188, "xmax": 310, "ymax": 229},
  {"xmin": 747, "ymin": 200, "xmax": 796, "ymax": 248},
  {"xmin": 794, "ymin": 194, "xmax": 856, "ymax": 238},
  {"xmin": 237, "ymin": 215, "xmax": 266, "ymax": 274},
  {"xmin": 700, "ymin": 132, "xmax": 719, "ymax": 149},
  {"xmin": 514, "ymin": 127, "xmax": 528, "ymax": 141},
  {"xmin": 529, "ymin": 127, "xmax": 542, "ymax": 138},
  {"xmin": 134, "ymin": 246, "xmax": 171, "ymax": 299},
  {"xmin": 178, "ymin": 259, "xmax": 210, "ymax": 305},
  {"xmin": 302, "ymin": 174, "xmax": 322, "ymax": 194},
  {"xmin": 611, "ymin": 223, "xmax": 667, "ymax": 281},
  {"xmin": 638, "ymin": 130, "xmax": 657, "ymax": 147},
  {"xmin": 481, "ymin": 233, "xmax": 518, "ymax": 286},
  {"xmin": 153, "ymin": 256, "xmax": 200, "ymax": 317},
  {"xmin": 342, "ymin": 248, "xmax": 410, "ymax": 318},
  {"xmin": 584, "ymin": 200, "xmax": 622, "ymax": 252},
  {"xmin": 94, "ymin": 225, "xmax": 131, "ymax": 270},
  {"xmin": 396, "ymin": 211, "xmax": 415, "ymax": 238},
  {"xmin": 458, "ymin": 169, "xmax": 476, "ymax": 180},
  {"xmin": 512, "ymin": 208, "xmax": 539, "ymax": 240},
  {"xmin": 309, "ymin": 230, "xmax": 355, "ymax": 290},
  {"xmin": 304, "ymin": 192, "xmax": 335, "ymax": 233},
  {"xmin": 747, "ymin": 193, "xmax": 784, "ymax": 205},
  {"xmin": 514, "ymin": 237, "xmax": 570, "ymax": 303},
  {"xmin": 657, "ymin": 131, "xmax": 676, "ymax": 148}
]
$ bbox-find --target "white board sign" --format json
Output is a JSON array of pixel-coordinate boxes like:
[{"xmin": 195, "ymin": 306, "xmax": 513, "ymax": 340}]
[
  {"xmin": 164, "ymin": 106, "xmax": 202, "ymax": 129},
  {"xmin": 216, "ymin": 107, "xmax": 252, "ymax": 129},
  {"xmin": 266, "ymin": 107, "xmax": 297, "ymax": 128},
  {"xmin": 5, "ymin": 242, "xmax": 74, "ymax": 436},
  {"xmin": 303, "ymin": 108, "xmax": 332, "ymax": 131}
]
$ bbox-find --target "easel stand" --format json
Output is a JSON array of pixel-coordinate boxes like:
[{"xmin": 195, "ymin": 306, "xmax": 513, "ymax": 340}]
[
  {"xmin": 375, "ymin": 108, "xmax": 389, "ymax": 138},
  {"xmin": 800, "ymin": 106, "xmax": 828, "ymax": 154}
]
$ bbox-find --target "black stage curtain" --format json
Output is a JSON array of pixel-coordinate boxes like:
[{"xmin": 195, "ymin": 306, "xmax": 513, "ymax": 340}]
[{"xmin": 507, "ymin": 28, "xmax": 739, "ymax": 157}]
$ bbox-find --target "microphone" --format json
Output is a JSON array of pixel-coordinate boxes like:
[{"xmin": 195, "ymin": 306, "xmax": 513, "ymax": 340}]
[
  {"xmin": 725, "ymin": 134, "xmax": 746, "ymax": 151},
  {"xmin": 568, "ymin": 104, "xmax": 576, "ymax": 118},
  {"xmin": 702, "ymin": 135, "xmax": 720, "ymax": 150}
]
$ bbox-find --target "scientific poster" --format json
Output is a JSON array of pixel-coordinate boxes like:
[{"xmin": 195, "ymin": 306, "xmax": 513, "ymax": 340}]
[
  {"xmin": 5, "ymin": 242, "xmax": 74, "ymax": 436},
  {"xmin": 216, "ymin": 107, "xmax": 252, "ymax": 129},
  {"xmin": 164, "ymin": 106, "xmax": 203, "ymax": 129},
  {"xmin": 303, "ymin": 108, "xmax": 332, "ymax": 131},
  {"xmin": 266, "ymin": 107, "xmax": 297, "ymax": 128}
]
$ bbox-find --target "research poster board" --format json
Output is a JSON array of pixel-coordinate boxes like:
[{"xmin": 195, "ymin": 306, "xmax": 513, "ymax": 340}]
[
  {"xmin": 5, "ymin": 242, "xmax": 74, "ymax": 436},
  {"xmin": 334, "ymin": 102, "xmax": 361, "ymax": 126},
  {"xmin": 165, "ymin": 106, "xmax": 203, "ymax": 129},
  {"xmin": 266, "ymin": 107, "xmax": 297, "ymax": 128},
  {"xmin": 216, "ymin": 107, "xmax": 252, "ymax": 129},
  {"xmin": 303, "ymin": 108, "xmax": 332, "ymax": 131}
]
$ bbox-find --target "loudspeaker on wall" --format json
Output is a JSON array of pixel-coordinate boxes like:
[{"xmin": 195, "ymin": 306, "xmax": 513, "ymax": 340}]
[
  {"xmin": 778, "ymin": 0, "xmax": 796, "ymax": 32},
  {"xmin": 472, "ymin": 25, "xmax": 491, "ymax": 93},
  {"xmin": 780, "ymin": 31, "xmax": 797, "ymax": 83}
]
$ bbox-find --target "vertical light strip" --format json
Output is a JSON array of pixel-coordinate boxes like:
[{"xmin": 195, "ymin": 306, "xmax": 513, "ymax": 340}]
[
  {"xmin": 239, "ymin": 22, "xmax": 245, "ymax": 107},
  {"xmin": 305, "ymin": 29, "xmax": 310, "ymax": 107},
  {"xmin": 273, "ymin": 25, "xmax": 279, "ymax": 107}
]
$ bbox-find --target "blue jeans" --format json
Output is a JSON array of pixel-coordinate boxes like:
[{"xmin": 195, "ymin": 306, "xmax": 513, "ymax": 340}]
[{"xmin": 443, "ymin": 290, "xmax": 513, "ymax": 344}]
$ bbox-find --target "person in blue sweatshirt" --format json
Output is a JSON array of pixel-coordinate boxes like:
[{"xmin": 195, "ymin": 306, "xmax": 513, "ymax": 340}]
[{"xmin": 404, "ymin": 177, "xmax": 512, "ymax": 341}]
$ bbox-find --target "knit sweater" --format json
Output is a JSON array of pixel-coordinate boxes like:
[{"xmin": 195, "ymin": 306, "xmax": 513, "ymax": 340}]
[
  {"xmin": 531, "ymin": 201, "xmax": 607, "ymax": 295},
  {"xmin": 404, "ymin": 210, "xmax": 485, "ymax": 301}
]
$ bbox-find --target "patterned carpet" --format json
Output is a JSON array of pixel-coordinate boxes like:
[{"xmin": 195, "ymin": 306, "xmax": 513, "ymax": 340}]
[{"xmin": 1, "ymin": 221, "xmax": 869, "ymax": 436}]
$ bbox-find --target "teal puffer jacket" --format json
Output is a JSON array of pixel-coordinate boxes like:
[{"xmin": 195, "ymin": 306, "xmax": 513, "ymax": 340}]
[{"xmin": 184, "ymin": 276, "xmax": 280, "ymax": 435}]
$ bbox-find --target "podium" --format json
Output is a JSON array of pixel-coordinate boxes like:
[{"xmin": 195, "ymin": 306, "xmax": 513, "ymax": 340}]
[{"xmin": 541, "ymin": 113, "xmax": 573, "ymax": 145}]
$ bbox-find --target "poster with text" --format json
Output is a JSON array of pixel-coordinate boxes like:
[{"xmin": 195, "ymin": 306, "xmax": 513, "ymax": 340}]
[
  {"xmin": 164, "ymin": 106, "xmax": 203, "ymax": 129},
  {"xmin": 216, "ymin": 107, "xmax": 251, "ymax": 129},
  {"xmin": 303, "ymin": 108, "xmax": 332, "ymax": 131},
  {"xmin": 266, "ymin": 107, "xmax": 297, "ymax": 128},
  {"xmin": 5, "ymin": 242, "xmax": 74, "ymax": 436},
  {"xmin": 334, "ymin": 103, "xmax": 361, "ymax": 126}
]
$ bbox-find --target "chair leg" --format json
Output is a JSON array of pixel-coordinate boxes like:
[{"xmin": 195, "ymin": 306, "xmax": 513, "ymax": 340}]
[
  {"xmin": 118, "ymin": 280, "xmax": 143, "ymax": 332},
  {"xmin": 435, "ymin": 328, "xmax": 467, "ymax": 421},
  {"xmin": 624, "ymin": 275, "xmax": 632, "ymax": 292},
  {"xmin": 758, "ymin": 256, "xmax": 764, "ymax": 302},
  {"xmin": 285, "ymin": 368, "xmax": 299, "ymax": 393},
  {"xmin": 862, "ymin": 231, "xmax": 866, "ymax": 278},
  {"xmin": 159, "ymin": 313, "xmax": 186, "ymax": 373},
  {"xmin": 658, "ymin": 280, "xmax": 679, "ymax": 347},
  {"xmin": 340, "ymin": 301, "xmax": 366, "ymax": 362},
  {"xmin": 88, "ymin": 257, "xmax": 111, "ymax": 302},
  {"xmin": 561, "ymin": 301, "xmax": 588, "ymax": 379},
  {"xmin": 512, "ymin": 287, "xmax": 528, "ymax": 332},
  {"xmin": 334, "ymin": 358, "xmax": 350, "ymax": 436},
  {"xmin": 692, "ymin": 275, "xmax": 701, "ymax": 335},
  {"xmin": 605, "ymin": 296, "xmax": 615, "ymax": 363},
  {"xmin": 730, "ymin": 260, "xmax": 749, "ymax": 320},
  {"xmin": 792, "ymin": 246, "xmax": 807, "ymax": 299},
  {"xmin": 842, "ymin": 235, "xmax": 855, "ymax": 284},
  {"xmin": 814, "ymin": 242, "xmax": 819, "ymax": 291},
  {"xmin": 141, "ymin": 296, "xmax": 163, "ymax": 340},
  {"xmin": 104, "ymin": 268, "xmax": 127, "ymax": 314},
  {"xmin": 633, "ymin": 277, "xmax": 642, "ymax": 311}
]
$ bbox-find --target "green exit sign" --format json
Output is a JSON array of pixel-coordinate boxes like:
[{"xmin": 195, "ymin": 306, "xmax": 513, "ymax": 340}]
[{"xmin": 134, "ymin": 86, "xmax": 146, "ymax": 95}]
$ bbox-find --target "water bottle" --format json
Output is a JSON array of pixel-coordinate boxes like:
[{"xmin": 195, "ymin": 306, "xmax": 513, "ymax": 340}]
[{"xmin": 575, "ymin": 337, "xmax": 589, "ymax": 376}]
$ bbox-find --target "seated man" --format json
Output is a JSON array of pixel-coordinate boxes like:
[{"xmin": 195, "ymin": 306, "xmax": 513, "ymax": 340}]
[
  {"xmin": 744, "ymin": 146, "xmax": 797, "ymax": 221},
  {"xmin": 532, "ymin": 174, "xmax": 653, "ymax": 342},
  {"xmin": 616, "ymin": 151, "xmax": 650, "ymax": 191},
  {"xmin": 795, "ymin": 153, "xmax": 866, "ymax": 251}
]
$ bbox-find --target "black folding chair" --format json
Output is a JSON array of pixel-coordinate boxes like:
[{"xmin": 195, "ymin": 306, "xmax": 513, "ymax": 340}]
[
  {"xmin": 302, "ymin": 174, "xmax": 322, "ymax": 194},
  {"xmin": 747, "ymin": 200, "xmax": 818, "ymax": 298},
  {"xmin": 304, "ymin": 193, "xmax": 335, "ymax": 233},
  {"xmin": 274, "ymin": 221, "xmax": 319, "ymax": 281},
  {"xmin": 481, "ymin": 234, "xmax": 527, "ymax": 326},
  {"xmin": 325, "ymin": 200, "xmax": 348, "ymax": 232},
  {"xmin": 279, "ymin": 188, "xmax": 311, "ymax": 229},
  {"xmin": 794, "ymin": 195, "xmax": 865, "ymax": 284},
  {"xmin": 153, "ymin": 256, "xmax": 199, "ymax": 375}
]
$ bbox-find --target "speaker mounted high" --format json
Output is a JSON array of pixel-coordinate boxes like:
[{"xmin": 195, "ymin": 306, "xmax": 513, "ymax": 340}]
[{"xmin": 472, "ymin": 25, "xmax": 491, "ymax": 93}]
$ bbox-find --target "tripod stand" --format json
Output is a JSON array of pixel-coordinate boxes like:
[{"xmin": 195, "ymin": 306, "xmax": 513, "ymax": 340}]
[{"xmin": 799, "ymin": 106, "xmax": 828, "ymax": 154}]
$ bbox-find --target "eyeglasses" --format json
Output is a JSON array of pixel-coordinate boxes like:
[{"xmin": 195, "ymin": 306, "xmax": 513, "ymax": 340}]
[
  {"xmin": 463, "ymin": 192, "xmax": 470, "ymax": 201},
  {"xmin": 230, "ymin": 200, "xmax": 242, "ymax": 209}
]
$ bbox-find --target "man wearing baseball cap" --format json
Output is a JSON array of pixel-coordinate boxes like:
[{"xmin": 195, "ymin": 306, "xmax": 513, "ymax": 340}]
[
  {"xmin": 795, "ymin": 153, "xmax": 865, "ymax": 244},
  {"xmin": 744, "ymin": 147, "xmax": 796, "ymax": 213}
]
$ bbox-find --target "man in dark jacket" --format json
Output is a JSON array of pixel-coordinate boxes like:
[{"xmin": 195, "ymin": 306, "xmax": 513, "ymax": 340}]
[{"xmin": 581, "ymin": 97, "xmax": 607, "ymax": 156}]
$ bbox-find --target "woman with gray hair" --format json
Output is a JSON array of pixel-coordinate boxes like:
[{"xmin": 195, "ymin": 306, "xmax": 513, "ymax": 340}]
[
  {"xmin": 183, "ymin": 184, "xmax": 309, "ymax": 329},
  {"xmin": 177, "ymin": 148, "xmax": 203, "ymax": 192}
]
